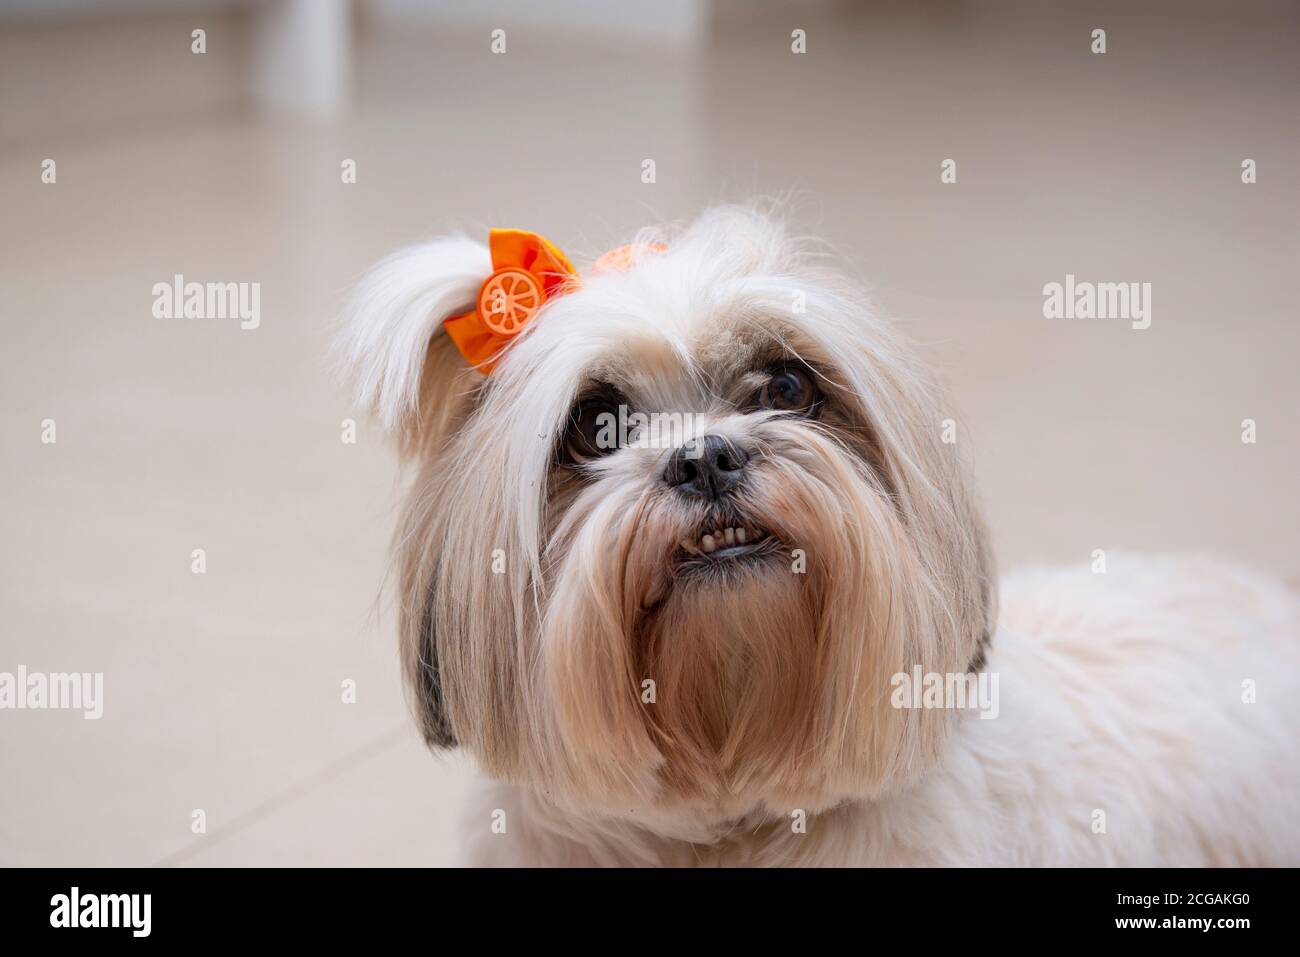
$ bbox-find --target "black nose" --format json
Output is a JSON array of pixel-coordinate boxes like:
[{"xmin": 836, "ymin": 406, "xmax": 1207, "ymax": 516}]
[{"xmin": 663, "ymin": 435, "xmax": 750, "ymax": 501}]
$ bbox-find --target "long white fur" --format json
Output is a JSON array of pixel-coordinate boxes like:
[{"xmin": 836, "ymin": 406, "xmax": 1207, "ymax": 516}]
[
  {"xmin": 339, "ymin": 236, "xmax": 490, "ymax": 431},
  {"xmin": 343, "ymin": 207, "xmax": 1300, "ymax": 867},
  {"xmin": 460, "ymin": 555, "xmax": 1300, "ymax": 866}
]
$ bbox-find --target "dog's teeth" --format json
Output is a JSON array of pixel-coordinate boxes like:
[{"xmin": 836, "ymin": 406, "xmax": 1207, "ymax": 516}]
[
  {"xmin": 701, "ymin": 534, "xmax": 716, "ymax": 553},
  {"xmin": 736, "ymin": 527, "xmax": 748, "ymax": 544},
  {"xmin": 724, "ymin": 528, "xmax": 736, "ymax": 545},
  {"xmin": 681, "ymin": 539, "xmax": 700, "ymax": 555}
]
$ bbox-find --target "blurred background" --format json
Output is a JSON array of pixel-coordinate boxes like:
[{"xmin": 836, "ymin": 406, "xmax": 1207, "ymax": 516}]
[{"xmin": 1, "ymin": 0, "xmax": 1296, "ymax": 866}]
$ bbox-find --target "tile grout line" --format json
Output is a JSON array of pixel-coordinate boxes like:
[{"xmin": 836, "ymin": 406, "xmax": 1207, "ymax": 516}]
[{"xmin": 152, "ymin": 723, "xmax": 411, "ymax": 867}]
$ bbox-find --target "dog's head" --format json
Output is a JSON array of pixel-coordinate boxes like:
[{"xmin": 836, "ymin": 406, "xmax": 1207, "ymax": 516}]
[{"xmin": 341, "ymin": 208, "xmax": 994, "ymax": 829}]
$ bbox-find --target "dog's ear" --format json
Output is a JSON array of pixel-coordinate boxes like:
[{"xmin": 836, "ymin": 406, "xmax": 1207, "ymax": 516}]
[
  {"xmin": 337, "ymin": 235, "xmax": 491, "ymax": 455},
  {"xmin": 340, "ymin": 237, "xmax": 491, "ymax": 750},
  {"xmin": 413, "ymin": 578, "xmax": 456, "ymax": 748}
]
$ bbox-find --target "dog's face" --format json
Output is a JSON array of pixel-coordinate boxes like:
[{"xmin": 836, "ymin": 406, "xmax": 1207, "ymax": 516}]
[{"xmin": 343, "ymin": 209, "xmax": 994, "ymax": 832}]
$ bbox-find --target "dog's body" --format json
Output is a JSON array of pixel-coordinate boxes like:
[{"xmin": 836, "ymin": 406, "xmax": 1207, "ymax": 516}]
[
  {"xmin": 342, "ymin": 208, "xmax": 1299, "ymax": 867},
  {"xmin": 461, "ymin": 556, "xmax": 1300, "ymax": 866}
]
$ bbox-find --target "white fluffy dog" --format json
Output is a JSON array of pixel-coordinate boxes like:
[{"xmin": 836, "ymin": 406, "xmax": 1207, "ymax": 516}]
[{"xmin": 341, "ymin": 208, "xmax": 1300, "ymax": 866}]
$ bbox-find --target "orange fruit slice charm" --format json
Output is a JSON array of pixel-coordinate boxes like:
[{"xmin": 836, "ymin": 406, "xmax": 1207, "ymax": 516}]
[{"xmin": 478, "ymin": 267, "xmax": 543, "ymax": 337}]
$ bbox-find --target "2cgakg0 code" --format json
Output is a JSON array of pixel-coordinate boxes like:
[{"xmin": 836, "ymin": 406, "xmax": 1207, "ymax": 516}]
[{"xmin": 1170, "ymin": 893, "xmax": 1250, "ymax": 906}]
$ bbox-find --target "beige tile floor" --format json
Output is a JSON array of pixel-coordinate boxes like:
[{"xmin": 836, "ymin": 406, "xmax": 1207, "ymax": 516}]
[{"xmin": 1, "ymin": 5, "xmax": 1296, "ymax": 866}]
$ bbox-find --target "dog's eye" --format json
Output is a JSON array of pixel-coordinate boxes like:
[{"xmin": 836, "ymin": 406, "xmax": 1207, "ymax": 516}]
[
  {"xmin": 564, "ymin": 398, "xmax": 620, "ymax": 464},
  {"xmin": 756, "ymin": 366, "xmax": 820, "ymax": 416}
]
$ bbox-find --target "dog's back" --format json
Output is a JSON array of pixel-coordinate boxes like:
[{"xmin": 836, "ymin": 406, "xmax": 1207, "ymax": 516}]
[{"xmin": 929, "ymin": 554, "xmax": 1300, "ymax": 866}]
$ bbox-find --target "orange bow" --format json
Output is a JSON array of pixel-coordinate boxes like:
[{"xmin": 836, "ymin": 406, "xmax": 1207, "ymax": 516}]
[
  {"xmin": 444, "ymin": 231, "xmax": 668, "ymax": 374},
  {"xmin": 444, "ymin": 229, "xmax": 577, "ymax": 373}
]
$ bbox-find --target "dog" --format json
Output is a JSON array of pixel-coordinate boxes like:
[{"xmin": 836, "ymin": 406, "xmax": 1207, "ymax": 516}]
[{"xmin": 340, "ymin": 207, "xmax": 1299, "ymax": 866}]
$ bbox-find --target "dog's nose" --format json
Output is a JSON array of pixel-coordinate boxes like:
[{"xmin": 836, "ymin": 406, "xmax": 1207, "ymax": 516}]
[{"xmin": 663, "ymin": 435, "xmax": 750, "ymax": 501}]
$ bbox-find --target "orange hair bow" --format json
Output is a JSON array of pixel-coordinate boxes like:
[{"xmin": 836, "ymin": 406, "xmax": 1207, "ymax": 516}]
[
  {"xmin": 444, "ymin": 229, "xmax": 664, "ymax": 373},
  {"xmin": 444, "ymin": 228, "xmax": 576, "ymax": 373}
]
